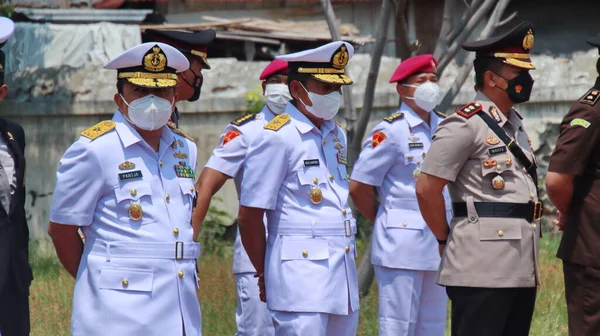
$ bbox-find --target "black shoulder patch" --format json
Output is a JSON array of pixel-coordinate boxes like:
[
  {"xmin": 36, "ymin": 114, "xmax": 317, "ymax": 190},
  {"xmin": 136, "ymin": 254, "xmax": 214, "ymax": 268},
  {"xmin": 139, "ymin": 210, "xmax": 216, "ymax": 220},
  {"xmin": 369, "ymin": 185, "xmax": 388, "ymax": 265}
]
[
  {"xmin": 231, "ymin": 113, "xmax": 257, "ymax": 126},
  {"xmin": 384, "ymin": 112, "xmax": 404, "ymax": 123},
  {"xmin": 456, "ymin": 102, "xmax": 482, "ymax": 119},
  {"xmin": 580, "ymin": 89, "xmax": 600, "ymax": 106},
  {"xmin": 433, "ymin": 110, "xmax": 446, "ymax": 118}
]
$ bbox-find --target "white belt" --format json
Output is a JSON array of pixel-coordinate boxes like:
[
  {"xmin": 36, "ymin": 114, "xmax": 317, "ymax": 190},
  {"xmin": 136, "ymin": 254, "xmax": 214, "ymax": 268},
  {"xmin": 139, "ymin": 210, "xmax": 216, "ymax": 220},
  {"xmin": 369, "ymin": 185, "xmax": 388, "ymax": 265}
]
[
  {"xmin": 88, "ymin": 239, "xmax": 201, "ymax": 260},
  {"xmin": 267, "ymin": 219, "xmax": 357, "ymax": 237},
  {"xmin": 384, "ymin": 198, "xmax": 452, "ymax": 210}
]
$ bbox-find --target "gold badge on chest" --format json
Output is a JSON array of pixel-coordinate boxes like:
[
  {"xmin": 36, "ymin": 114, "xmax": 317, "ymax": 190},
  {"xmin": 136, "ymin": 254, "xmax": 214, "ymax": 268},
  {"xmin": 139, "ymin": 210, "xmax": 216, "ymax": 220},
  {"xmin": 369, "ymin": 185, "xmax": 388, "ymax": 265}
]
[
  {"xmin": 310, "ymin": 186, "xmax": 323, "ymax": 204},
  {"xmin": 492, "ymin": 175, "xmax": 505, "ymax": 190},
  {"xmin": 129, "ymin": 203, "xmax": 143, "ymax": 221}
]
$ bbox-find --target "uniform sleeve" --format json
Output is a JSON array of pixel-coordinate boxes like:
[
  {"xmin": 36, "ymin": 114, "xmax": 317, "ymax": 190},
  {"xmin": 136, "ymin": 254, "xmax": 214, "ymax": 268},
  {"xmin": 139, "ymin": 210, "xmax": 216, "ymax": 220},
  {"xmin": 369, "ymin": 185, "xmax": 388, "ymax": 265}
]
[
  {"xmin": 204, "ymin": 124, "xmax": 250, "ymax": 178},
  {"xmin": 350, "ymin": 124, "xmax": 399, "ymax": 187},
  {"xmin": 239, "ymin": 130, "xmax": 289, "ymax": 210},
  {"xmin": 548, "ymin": 104, "xmax": 600, "ymax": 175},
  {"xmin": 421, "ymin": 115, "xmax": 476, "ymax": 182},
  {"xmin": 49, "ymin": 140, "xmax": 105, "ymax": 226}
]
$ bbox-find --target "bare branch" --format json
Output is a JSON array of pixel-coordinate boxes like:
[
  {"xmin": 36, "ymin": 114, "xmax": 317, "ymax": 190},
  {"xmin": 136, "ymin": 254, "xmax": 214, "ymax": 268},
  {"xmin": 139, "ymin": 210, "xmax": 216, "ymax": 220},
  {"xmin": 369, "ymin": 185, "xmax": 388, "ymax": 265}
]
[
  {"xmin": 433, "ymin": 0, "xmax": 456, "ymax": 59},
  {"xmin": 445, "ymin": 0, "xmax": 484, "ymax": 42},
  {"xmin": 496, "ymin": 11, "xmax": 518, "ymax": 28},
  {"xmin": 436, "ymin": 0, "xmax": 497, "ymax": 77},
  {"xmin": 437, "ymin": 0, "xmax": 512, "ymax": 111}
]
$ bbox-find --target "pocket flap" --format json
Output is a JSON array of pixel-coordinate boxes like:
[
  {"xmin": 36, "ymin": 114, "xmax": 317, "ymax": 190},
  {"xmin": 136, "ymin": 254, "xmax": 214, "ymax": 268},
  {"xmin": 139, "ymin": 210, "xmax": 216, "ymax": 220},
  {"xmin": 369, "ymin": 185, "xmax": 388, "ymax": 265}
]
[
  {"xmin": 386, "ymin": 209, "xmax": 427, "ymax": 230},
  {"xmin": 114, "ymin": 182, "xmax": 152, "ymax": 203},
  {"xmin": 281, "ymin": 238, "xmax": 329, "ymax": 261},
  {"xmin": 99, "ymin": 267, "xmax": 154, "ymax": 292},
  {"xmin": 480, "ymin": 156, "xmax": 516, "ymax": 177},
  {"xmin": 179, "ymin": 180, "xmax": 196, "ymax": 196},
  {"xmin": 297, "ymin": 168, "xmax": 327, "ymax": 186},
  {"xmin": 479, "ymin": 218, "xmax": 523, "ymax": 241}
]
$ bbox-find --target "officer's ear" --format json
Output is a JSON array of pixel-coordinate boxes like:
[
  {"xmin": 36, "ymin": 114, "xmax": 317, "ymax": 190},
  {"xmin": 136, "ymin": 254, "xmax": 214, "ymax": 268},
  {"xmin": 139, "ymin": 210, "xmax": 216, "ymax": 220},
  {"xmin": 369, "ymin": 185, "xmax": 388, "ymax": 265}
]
[
  {"xmin": 484, "ymin": 70, "xmax": 498, "ymax": 89},
  {"xmin": 0, "ymin": 84, "xmax": 8, "ymax": 101},
  {"xmin": 289, "ymin": 80, "xmax": 304, "ymax": 101},
  {"xmin": 114, "ymin": 92, "xmax": 127, "ymax": 112}
]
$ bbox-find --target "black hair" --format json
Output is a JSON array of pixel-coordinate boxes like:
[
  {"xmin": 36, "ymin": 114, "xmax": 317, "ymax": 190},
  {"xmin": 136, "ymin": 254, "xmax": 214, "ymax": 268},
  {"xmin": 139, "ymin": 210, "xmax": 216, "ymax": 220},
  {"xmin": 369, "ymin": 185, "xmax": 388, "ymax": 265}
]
[
  {"xmin": 473, "ymin": 57, "xmax": 505, "ymax": 90},
  {"xmin": 596, "ymin": 56, "xmax": 600, "ymax": 76}
]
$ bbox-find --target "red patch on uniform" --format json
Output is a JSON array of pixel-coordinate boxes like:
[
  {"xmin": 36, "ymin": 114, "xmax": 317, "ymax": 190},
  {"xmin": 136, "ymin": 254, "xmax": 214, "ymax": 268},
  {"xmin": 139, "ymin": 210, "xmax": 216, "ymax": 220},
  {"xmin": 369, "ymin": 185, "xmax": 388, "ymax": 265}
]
[
  {"xmin": 222, "ymin": 130, "xmax": 240, "ymax": 146},
  {"xmin": 515, "ymin": 85, "xmax": 523, "ymax": 93},
  {"xmin": 372, "ymin": 131, "xmax": 387, "ymax": 148}
]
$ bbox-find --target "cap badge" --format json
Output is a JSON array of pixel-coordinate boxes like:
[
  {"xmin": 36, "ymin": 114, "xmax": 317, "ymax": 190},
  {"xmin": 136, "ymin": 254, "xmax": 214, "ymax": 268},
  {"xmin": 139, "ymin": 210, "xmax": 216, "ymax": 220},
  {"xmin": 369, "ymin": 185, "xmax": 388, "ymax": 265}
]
[
  {"xmin": 522, "ymin": 29, "xmax": 534, "ymax": 50},
  {"xmin": 332, "ymin": 45, "xmax": 349, "ymax": 69},
  {"xmin": 143, "ymin": 45, "xmax": 167, "ymax": 72}
]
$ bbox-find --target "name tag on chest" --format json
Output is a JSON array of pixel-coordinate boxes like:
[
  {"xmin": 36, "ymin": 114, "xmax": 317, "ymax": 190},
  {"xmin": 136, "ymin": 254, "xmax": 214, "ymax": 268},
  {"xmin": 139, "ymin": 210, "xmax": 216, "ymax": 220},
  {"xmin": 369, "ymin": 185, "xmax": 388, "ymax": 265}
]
[
  {"xmin": 408, "ymin": 142, "xmax": 424, "ymax": 149},
  {"xmin": 119, "ymin": 170, "xmax": 143, "ymax": 181},
  {"xmin": 304, "ymin": 159, "xmax": 320, "ymax": 167},
  {"xmin": 488, "ymin": 146, "xmax": 507, "ymax": 155}
]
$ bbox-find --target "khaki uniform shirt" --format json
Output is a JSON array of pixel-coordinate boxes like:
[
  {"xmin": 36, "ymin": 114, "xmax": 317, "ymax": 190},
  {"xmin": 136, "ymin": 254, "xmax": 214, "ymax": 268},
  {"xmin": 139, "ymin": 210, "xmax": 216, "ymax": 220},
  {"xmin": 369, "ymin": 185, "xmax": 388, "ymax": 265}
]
[
  {"xmin": 421, "ymin": 92, "xmax": 541, "ymax": 288},
  {"xmin": 549, "ymin": 84, "xmax": 600, "ymax": 267}
]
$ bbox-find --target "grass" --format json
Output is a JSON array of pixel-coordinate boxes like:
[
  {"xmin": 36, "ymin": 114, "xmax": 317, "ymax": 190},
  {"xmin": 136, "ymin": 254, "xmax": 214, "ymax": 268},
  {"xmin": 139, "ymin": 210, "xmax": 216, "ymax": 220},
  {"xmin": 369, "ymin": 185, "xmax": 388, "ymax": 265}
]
[{"xmin": 28, "ymin": 237, "xmax": 567, "ymax": 336}]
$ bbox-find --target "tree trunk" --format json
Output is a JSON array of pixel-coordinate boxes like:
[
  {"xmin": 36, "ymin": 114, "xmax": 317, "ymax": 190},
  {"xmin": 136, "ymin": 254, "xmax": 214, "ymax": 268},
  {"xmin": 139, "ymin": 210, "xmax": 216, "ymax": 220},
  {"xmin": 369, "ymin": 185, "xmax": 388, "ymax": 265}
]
[
  {"xmin": 353, "ymin": 0, "xmax": 395, "ymax": 298},
  {"xmin": 437, "ymin": 0, "xmax": 512, "ymax": 111},
  {"xmin": 320, "ymin": 0, "xmax": 358, "ymax": 140}
]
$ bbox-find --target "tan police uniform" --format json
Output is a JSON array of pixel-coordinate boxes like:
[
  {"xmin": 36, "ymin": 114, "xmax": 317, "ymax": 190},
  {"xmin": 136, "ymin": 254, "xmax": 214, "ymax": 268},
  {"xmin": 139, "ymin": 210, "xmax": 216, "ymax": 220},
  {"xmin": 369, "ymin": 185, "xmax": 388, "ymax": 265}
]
[
  {"xmin": 548, "ymin": 36, "xmax": 600, "ymax": 336},
  {"xmin": 420, "ymin": 21, "xmax": 542, "ymax": 336}
]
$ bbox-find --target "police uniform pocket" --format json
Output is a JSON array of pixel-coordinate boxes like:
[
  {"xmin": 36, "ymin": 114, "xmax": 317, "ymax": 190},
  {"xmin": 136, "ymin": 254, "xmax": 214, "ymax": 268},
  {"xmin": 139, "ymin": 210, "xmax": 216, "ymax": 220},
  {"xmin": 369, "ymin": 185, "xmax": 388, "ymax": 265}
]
[
  {"xmin": 386, "ymin": 210, "xmax": 427, "ymax": 230},
  {"xmin": 281, "ymin": 238, "xmax": 330, "ymax": 261},
  {"xmin": 99, "ymin": 266, "xmax": 154, "ymax": 292},
  {"xmin": 479, "ymin": 218, "xmax": 522, "ymax": 241},
  {"xmin": 113, "ymin": 182, "xmax": 156, "ymax": 225},
  {"xmin": 480, "ymin": 156, "xmax": 517, "ymax": 196}
]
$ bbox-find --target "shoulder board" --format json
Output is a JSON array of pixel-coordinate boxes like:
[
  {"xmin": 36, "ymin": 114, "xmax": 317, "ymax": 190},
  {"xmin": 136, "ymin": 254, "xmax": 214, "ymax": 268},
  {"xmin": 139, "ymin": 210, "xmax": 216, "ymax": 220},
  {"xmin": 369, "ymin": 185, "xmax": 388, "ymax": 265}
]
[
  {"xmin": 580, "ymin": 89, "xmax": 600, "ymax": 106},
  {"xmin": 231, "ymin": 113, "xmax": 257, "ymax": 126},
  {"xmin": 264, "ymin": 113, "xmax": 291, "ymax": 131},
  {"xmin": 512, "ymin": 108, "xmax": 523, "ymax": 120},
  {"xmin": 433, "ymin": 110, "xmax": 447, "ymax": 118},
  {"xmin": 383, "ymin": 112, "xmax": 404, "ymax": 123},
  {"xmin": 81, "ymin": 120, "xmax": 116, "ymax": 140},
  {"xmin": 456, "ymin": 102, "xmax": 482, "ymax": 119},
  {"xmin": 167, "ymin": 122, "xmax": 195, "ymax": 142}
]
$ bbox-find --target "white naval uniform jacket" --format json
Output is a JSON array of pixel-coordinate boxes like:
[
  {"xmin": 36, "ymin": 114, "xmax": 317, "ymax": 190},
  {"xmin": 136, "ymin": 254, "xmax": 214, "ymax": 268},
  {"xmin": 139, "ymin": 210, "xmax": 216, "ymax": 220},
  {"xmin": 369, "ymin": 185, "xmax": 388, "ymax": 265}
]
[
  {"xmin": 240, "ymin": 103, "xmax": 360, "ymax": 315},
  {"xmin": 204, "ymin": 106, "xmax": 275, "ymax": 275},
  {"xmin": 351, "ymin": 104, "xmax": 453, "ymax": 271},
  {"xmin": 49, "ymin": 111, "xmax": 202, "ymax": 336}
]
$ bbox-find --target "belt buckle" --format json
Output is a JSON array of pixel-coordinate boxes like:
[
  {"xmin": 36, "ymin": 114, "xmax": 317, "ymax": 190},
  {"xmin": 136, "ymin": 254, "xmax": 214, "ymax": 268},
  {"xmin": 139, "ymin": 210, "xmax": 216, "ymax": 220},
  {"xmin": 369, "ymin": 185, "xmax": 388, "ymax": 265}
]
[
  {"xmin": 533, "ymin": 202, "xmax": 543, "ymax": 222},
  {"xmin": 175, "ymin": 242, "xmax": 184, "ymax": 260},
  {"xmin": 344, "ymin": 220, "xmax": 352, "ymax": 237}
]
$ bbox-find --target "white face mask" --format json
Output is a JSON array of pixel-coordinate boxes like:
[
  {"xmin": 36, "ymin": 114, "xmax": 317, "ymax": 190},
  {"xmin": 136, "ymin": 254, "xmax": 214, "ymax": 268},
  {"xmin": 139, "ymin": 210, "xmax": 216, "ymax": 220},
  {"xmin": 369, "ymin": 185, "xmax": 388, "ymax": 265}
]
[
  {"xmin": 120, "ymin": 94, "xmax": 174, "ymax": 131},
  {"xmin": 264, "ymin": 83, "xmax": 292, "ymax": 115},
  {"xmin": 404, "ymin": 81, "xmax": 440, "ymax": 112},
  {"xmin": 298, "ymin": 82, "xmax": 341, "ymax": 120}
]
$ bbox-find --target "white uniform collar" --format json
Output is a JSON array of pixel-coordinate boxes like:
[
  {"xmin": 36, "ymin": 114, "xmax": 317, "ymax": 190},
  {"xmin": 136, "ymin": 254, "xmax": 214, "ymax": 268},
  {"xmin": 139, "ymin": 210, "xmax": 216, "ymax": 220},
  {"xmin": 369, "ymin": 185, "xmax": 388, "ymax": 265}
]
[
  {"xmin": 113, "ymin": 110, "xmax": 176, "ymax": 150},
  {"xmin": 399, "ymin": 102, "xmax": 439, "ymax": 130}
]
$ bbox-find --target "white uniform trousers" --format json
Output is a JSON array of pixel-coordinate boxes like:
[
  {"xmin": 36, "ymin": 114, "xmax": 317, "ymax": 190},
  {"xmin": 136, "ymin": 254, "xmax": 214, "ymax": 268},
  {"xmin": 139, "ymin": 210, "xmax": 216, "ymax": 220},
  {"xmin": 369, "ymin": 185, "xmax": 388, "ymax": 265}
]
[
  {"xmin": 374, "ymin": 266, "xmax": 447, "ymax": 336},
  {"xmin": 271, "ymin": 309, "xmax": 358, "ymax": 336},
  {"xmin": 235, "ymin": 273, "xmax": 275, "ymax": 336}
]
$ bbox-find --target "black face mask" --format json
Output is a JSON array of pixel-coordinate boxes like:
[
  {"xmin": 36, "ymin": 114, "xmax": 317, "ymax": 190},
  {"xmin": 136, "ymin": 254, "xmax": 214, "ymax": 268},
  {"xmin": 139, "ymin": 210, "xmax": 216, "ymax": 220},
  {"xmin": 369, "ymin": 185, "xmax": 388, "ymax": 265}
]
[
  {"xmin": 494, "ymin": 71, "xmax": 534, "ymax": 104},
  {"xmin": 182, "ymin": 69, "xmax": 203, "ymax": 102}
]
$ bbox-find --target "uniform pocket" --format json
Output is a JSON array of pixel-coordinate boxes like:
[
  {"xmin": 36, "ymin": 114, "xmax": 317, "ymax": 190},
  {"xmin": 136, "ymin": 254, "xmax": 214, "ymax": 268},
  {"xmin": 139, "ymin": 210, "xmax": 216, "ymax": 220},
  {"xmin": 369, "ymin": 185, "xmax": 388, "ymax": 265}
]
[
  {"xmin": 480, "ymin": 155, "xmax": 517, "ymax": 196},
  {"xmin": 179, "ymin": 180, "xmax": 196, "ymax": 213},
  {"xmin": 479, "ymin": 218, "xmax": 522, "ymax": 241},
  {"xmin": 386, "ymin": 209, "xmax": 427, "ymax": 231},
  {"xmin": 281, "ymin": 238, "xmax": 329, "ymax": 261},
  {"xmin": 113, "ymin": 181, "xmax": 156, "ymax": 225},
  {"xmin": 99, "ymin": 267, "xmax": 154, "ymax": 292}
]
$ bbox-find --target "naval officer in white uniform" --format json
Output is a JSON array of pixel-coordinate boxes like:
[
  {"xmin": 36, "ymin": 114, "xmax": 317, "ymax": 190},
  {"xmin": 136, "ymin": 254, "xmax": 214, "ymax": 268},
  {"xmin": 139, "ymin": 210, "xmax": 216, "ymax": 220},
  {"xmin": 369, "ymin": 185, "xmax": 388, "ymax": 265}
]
[
  {"xmin": 237, "ymin": 41, "xmax": 360, "ymax": 336},
  {"xmin": 48, "ymin": 42, "xmax": 202, "ymax": 336}
]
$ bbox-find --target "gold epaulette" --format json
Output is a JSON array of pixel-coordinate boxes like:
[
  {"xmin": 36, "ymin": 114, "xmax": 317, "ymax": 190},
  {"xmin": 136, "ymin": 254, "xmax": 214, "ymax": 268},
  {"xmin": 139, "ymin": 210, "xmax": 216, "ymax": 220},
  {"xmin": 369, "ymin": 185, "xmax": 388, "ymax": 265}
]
[
  {"xmin": 456, "ymin": 102, "xmax": 482, "ymax": 119},
  {"xmin": 81, "ymin": 120, "xmax": 116, "ymax": 140},
  {"xmin": 384, "ymin": 112, "xmax": 404, "ymax": 123},
  {"xmin": 433, "ymin": 110, "xmax": 447, "ymax": 118},
  {"xmin": 167, "ymin": 122, "xmax": 195, "ymax": 142},
  {"xmin": 264, "ymin": 114, "xmax": 291, "ymax": 131},
  {"xmin": 231, "ymin": 113, "xmax": 257, "ymax": 126},
  {"xmin": 580, "ymin": 89, "xmax": 600, "ymax": 106}
]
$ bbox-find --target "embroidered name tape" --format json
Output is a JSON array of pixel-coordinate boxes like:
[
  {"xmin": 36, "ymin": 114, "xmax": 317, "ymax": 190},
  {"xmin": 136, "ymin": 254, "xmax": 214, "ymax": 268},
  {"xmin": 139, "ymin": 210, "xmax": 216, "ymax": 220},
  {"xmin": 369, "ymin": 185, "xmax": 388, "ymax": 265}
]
[
  {"xmin": 408, "ymin": 142, "xmax": 424, "ymax": 149},
  {"xmin": 488, "ymin": 146, "xmax": 507, "ymax": 155},
  {"xmin": 119, "ymin": 170, "xmax": 143, "ymax": 181},
  {"xmin": 304, "ymin": 159, "xmax": 320, "ymax": 167}
]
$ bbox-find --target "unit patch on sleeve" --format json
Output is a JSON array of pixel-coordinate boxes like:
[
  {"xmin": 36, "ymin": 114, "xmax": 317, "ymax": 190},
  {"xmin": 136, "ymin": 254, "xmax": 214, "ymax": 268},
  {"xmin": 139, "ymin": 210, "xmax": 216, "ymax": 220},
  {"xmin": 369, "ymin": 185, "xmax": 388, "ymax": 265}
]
[
  {"xmin": 371, "ymin": 131, "xmax": 387, "ymax": 148},
  {"xmin": 570, "ymin": 118, "xmax": 591, "ymax": 128},
  {"xmin": 222, "ymin": 130, "xmax": 241, "ymax": 145}
]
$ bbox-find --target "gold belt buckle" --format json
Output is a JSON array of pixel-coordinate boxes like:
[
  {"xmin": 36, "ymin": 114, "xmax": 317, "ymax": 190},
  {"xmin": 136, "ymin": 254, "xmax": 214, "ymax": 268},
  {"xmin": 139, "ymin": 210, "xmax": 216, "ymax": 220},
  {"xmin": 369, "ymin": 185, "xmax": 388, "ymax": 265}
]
[
  {"xmin": 533, "ymin": 202, "xmax": 543, "ymax": 222},
  {"xmin": 175, "ymin": 242, "xmax": 184, "ymax": 260}
]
